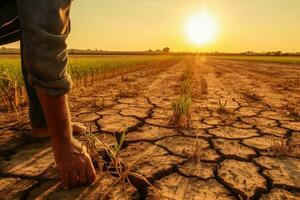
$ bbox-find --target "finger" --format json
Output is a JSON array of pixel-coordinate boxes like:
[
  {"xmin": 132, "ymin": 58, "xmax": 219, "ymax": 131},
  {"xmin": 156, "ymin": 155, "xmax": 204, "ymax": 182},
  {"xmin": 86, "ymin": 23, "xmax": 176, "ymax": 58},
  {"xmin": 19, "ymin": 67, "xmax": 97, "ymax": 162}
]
[
  {"xmin": 69, "ymin": 170, "xmax": 79, "ymax": 187},
  {"xmin": 86, "ymin": 157, "xmax": 96, "ymax": 184},
  {"xmin": 59, "ymin": 169, "xmax": 70, "ymax": 190},
  {"xmin": 78, "ymin": 165, "xmax": 88, "ymax": 185}
]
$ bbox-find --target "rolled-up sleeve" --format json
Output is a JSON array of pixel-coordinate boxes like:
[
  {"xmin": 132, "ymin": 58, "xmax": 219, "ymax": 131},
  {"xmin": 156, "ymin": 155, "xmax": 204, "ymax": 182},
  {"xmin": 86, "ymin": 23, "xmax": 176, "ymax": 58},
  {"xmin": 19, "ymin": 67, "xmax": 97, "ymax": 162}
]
[{"xmin": 17, "ymin": 0, "xmax": 73, "ymax": 95}]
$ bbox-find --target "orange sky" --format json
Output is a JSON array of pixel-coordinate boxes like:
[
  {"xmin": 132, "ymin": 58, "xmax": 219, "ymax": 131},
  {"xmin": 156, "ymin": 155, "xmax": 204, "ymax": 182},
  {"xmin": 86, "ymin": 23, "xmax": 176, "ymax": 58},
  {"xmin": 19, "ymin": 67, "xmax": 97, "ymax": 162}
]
[{"xmin": 5, "ymin": 0, "xmax": 300, "ymax": 52}]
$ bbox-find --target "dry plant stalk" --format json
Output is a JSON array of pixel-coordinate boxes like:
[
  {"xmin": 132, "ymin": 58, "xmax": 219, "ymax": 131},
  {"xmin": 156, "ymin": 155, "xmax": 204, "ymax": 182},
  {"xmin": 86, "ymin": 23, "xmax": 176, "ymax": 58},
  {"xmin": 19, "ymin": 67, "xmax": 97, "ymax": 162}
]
[
  {"xmin": 217, "ymin": 99, "xmax": 228, "ymax": 114},
  {"xmin": 267, "ymin": 139, "xmax": 297, "ymax": 157},
  {"xmin": 182, "ymin": 137, "xmax": 203, "ymax": 162},
  {"xmin": 0, "ymin": 89, "xmax": 24, "ymax": 123},
  {"xmin": 80, "ymin": 131, "xmax": 159, "ymax": 199},
  {"xmin": 0, "ymin": 73, "xmax": 27, "ymax": 112}
]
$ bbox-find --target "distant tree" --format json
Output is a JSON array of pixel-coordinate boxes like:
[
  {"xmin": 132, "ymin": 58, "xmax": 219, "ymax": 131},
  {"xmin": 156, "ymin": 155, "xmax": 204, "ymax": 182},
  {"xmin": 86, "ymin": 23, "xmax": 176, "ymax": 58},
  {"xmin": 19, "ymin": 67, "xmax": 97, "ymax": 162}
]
[
  {"xmin": 163, "ymin": 47, "xmax": 170, "ymax": 53},
  {"xmin": 275, "ymin": 51, "xmax": 282, "ymax": 56},
  {"xmin": 156, "ymin": 49, "xmax": 162, "ymax": 53}
]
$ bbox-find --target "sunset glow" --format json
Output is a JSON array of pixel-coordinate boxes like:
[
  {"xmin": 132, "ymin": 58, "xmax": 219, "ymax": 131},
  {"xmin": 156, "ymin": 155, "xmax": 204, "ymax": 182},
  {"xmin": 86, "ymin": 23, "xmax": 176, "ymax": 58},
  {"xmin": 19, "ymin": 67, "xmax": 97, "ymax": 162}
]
[
  {"xmin": 186, "ymin": 13, "xmax": 218, "ymax": 46},
  {"xmin": 3, "ymin": 0, "xmax": 300, "ymax": 52}
]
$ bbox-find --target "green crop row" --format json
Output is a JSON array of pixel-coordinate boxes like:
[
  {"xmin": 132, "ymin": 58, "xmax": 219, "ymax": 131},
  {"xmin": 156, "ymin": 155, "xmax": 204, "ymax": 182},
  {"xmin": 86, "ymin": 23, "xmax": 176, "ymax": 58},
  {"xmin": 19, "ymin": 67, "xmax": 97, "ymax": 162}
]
[
  {"xmin": 0, "ymin": 55, "xmax": 178, "ymax": 90},
  {"xmin": 211, "ymin": 55, "xmax": 300, "ymax": 64},
  {"xmin": 0, "ymin": 55, "xmax": 179, "ymax": 110}
]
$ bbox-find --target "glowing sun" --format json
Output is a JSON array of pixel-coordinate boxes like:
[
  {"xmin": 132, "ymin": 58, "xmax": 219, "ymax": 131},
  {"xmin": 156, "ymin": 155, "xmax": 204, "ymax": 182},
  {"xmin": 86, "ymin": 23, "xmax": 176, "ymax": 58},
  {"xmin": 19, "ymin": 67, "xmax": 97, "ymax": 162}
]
[{"xmin": 186, "ymin": 13, "xmax": 218, "ymax": 46}]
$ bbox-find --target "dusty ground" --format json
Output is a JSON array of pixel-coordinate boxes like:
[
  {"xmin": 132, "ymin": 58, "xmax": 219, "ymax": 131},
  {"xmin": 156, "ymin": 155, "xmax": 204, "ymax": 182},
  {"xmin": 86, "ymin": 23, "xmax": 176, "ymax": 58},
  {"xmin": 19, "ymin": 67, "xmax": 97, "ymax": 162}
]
[{"xmin": 0, "ymin": 57, "xmax": 299, "ymax": 200}]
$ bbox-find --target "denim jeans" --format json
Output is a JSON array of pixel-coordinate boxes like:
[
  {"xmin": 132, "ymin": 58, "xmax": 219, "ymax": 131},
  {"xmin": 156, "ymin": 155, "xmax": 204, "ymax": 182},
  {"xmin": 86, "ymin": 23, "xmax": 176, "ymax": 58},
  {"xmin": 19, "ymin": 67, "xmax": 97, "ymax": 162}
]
[{"xmin": 0, "ymin": 0, "xmax": 73, "ymax": 128}]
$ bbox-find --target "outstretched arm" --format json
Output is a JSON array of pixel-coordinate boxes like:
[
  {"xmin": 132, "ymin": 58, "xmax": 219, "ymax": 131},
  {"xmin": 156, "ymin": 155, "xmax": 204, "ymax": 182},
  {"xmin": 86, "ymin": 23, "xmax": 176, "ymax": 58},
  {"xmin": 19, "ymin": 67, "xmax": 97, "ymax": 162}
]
[{"xmin": 37, "ymin": 91, "xmax": 96, "ymax": 188}]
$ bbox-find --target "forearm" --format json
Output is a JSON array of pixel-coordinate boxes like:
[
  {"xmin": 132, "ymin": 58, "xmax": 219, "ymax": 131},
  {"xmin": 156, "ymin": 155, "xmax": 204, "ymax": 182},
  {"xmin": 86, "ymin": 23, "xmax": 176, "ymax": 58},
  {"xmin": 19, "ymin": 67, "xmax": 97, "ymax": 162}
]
[
  {"xmin": 36, "ymin": 90, "xmax": 72, "ymax": 144},
  {"xmin": 36, "ymin": 89, "xmax": 96, "ymax": 186}
]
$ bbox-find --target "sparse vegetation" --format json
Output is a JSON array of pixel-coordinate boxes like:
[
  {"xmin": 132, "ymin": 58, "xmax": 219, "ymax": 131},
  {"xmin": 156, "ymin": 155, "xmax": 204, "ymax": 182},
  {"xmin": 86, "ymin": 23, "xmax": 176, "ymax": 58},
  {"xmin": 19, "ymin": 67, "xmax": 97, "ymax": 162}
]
[
  {"xmin": 182, "ymin": 137, "xmax": 203, "ymax": 162},
  {"xmin": 267, "ymin": 139, "xmax": 293, "ymax": 157},
  {"xmin": 217, "ymin": 99, "xmax": 228, "ymax": 114},
  {"xmin": 214, "ymin": 55, "xmax": 300, "ymax": 64},
  {"xmin": 0, "ymin": 55, "xmax": 178, "ymax": 111},
  {"xmin": 170, "ymin": 65, "xmax": 193, "ymax": 128},
  {"xmin": 80, "ymin": 131, "xmax": 158, "ymax": 199},
  {"xmin": 1, "ymin": 55, "xmax": 300, "ymax": 199},
  {"xmin": 170, "ymin": 95, "xmax": 192, "ymax": 128}
]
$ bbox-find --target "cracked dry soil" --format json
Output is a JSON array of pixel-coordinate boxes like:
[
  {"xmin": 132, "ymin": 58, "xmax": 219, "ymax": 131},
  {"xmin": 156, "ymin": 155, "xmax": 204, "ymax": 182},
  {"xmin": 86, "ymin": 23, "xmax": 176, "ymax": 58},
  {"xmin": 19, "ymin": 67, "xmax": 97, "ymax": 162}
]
[{"xmin": 0, "ymin": 57, "xmax": 299, "ymax": 200}]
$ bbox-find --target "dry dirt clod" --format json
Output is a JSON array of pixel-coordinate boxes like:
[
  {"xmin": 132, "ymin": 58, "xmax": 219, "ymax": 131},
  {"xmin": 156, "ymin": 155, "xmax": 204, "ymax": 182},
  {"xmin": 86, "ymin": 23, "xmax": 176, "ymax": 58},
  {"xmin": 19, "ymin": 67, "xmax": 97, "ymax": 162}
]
[
  {"xmin": 156, "ymin": 136, "xmax": 220, "ymax": 162},
  {"xmin": 213, "ymin": 138, "xmax": 256, "ymax": 159},
  {"xmin": 1, "ymin": 58, "xmax": 300, "ymax": 199},
  {"xmin": 254, "ymin": 156, "xmax": 300, "ymax": 189},
  {"xmin": 147, "ymin": 173, "xmax": 234, "ymax": 200},
  {"xmin": 0, "ymin": 142, "xmax": 58, "ymax": 179},
  {"xmin": 118, "ymin": 142, "xmax": 185, "ymax": 180},
  {"xmin": 125, "ymin": 125, "xmax": 178, "ymax": 142},
  {"xmin": 281, "ymin": 121, "xmax": 300, "ymax": 132},
  {"xmin": 256, "ymin": 125, "xmax": 288, "ymax": 137},
  {"xmin": 242, "ymin": 135, "xmax": 287, "ymax": 152},
  {"xmin": 120, "ymin": 107, "xmax": 150, "ymax": 119},
  {"xmin": 208, "ymin": 126, "xmax": 258, "ymax": 139},
  {"xmin": 0, "ymin": 129, "xmax": 27, "ymax": 156},
  {"xmin": 260, "ymin": 188, "xmax": 300, "ymax": 200},
  {"xmin": 178, "ymin": 160, "xmax": 215, "ymax": 179},
  {"xmin": 74, "ymin": 113, "xmax": 100, "ymax": 123},
  {"xmin": 0, "ymin": 177, "xmax": 38, "ymax": 200},
  {"xmin": 27, "ymin": 175, "xmax": 139, "ymax": 200},
  {"xmin": 240, "ymin": 116, "xmax": 278, "ymax": 127},
  {"xmin": 97, "ymin": 115, "xmax": 140, "ymax": 133},
  {"xmin": 218, "ymin": 159, "xmax": 267, "ymax": 199}
]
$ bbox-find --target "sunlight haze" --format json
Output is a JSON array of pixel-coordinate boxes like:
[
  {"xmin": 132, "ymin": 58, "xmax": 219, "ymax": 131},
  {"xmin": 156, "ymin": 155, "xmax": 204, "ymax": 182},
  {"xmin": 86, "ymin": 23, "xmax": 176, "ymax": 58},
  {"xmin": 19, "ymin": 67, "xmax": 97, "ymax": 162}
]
[
  {"xmin": 5, "ymin": 0, "xmax": 300, "ymax": 52},
  {"xmin": 186, "ymin": 11, "xmax": 218, "ymax": 46}
]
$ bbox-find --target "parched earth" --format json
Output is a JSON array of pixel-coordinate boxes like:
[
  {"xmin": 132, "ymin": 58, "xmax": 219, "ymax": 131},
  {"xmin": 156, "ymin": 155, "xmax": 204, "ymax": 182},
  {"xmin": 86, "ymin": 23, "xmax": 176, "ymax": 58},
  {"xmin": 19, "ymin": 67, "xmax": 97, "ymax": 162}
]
[{"xmin": 0, "ymin": 57, "xmax": 300, "ymax": 200}]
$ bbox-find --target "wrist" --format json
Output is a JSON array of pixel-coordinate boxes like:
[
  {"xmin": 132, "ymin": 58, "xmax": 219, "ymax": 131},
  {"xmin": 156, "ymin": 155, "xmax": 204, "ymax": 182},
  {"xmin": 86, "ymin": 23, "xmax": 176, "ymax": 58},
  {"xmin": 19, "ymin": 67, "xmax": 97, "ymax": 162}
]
[{"xmin": 51, "ymin": 132, "xmax": 73, "ymax": 148}]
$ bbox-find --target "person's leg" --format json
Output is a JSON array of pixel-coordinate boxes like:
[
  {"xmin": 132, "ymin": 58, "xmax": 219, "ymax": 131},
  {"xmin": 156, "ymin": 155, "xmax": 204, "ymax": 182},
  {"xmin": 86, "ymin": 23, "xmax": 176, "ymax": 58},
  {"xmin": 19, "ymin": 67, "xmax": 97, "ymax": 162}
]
[
  {"xmin": 22, "ymin": 55, "xmax": 86, "ymax": 138},
  {"xmin": 17, "ymin": 0, "xmax": 96, "ymax": 187},
  {"xmin": 0, "ymin": 0, "xmax": 47, "ymax": 136},
  {"xmin": 20, "ymin": 39, "xmax": 49, "ymax": 137},
  {"xmin": 22, "ymin": 51, "xmax": 86, "ymax": 138},
  {"xmin": 17, "ymin": 0, "xmax": 70, "ymax": 139}
]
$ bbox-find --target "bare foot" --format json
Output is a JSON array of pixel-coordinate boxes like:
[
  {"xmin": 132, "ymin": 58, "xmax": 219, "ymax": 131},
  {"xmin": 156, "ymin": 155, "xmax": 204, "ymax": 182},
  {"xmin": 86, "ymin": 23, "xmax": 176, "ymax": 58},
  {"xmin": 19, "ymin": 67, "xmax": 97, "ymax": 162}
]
[{"xmin": 31, "ymin": 122, "xmax": 87, "ymax": 138}]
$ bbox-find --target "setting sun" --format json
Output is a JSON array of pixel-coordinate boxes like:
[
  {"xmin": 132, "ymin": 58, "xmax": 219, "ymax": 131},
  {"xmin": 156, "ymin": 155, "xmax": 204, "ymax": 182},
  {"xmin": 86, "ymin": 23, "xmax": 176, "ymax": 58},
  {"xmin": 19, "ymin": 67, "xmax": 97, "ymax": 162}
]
[{"xmin": 186, "ymin": 12, "xmax": 218, "ymax": 46}]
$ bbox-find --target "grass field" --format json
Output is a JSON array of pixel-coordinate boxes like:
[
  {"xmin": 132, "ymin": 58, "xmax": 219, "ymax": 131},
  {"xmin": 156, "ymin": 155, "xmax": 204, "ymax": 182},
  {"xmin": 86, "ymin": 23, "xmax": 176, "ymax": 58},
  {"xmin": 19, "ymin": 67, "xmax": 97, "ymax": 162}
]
[
  {"xmin": 0, "ymin": 55, "xmax": 178, "ymax": 87},
  {"xmin": 0, "ymin": 55, "xmax": 179, "ymax": 110},
  {"xmin": 212, "ymin": 55, "xmax": 300, "ymax": 64}
]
